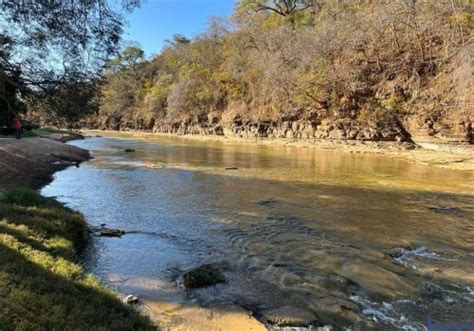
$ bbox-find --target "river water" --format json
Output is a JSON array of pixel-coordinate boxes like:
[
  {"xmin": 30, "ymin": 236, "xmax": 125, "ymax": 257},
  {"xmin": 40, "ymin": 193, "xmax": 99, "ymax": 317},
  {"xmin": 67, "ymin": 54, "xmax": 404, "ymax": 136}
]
[{"xmin": 42, "ymin": 134, "xmax": 474, "ymax": 330}]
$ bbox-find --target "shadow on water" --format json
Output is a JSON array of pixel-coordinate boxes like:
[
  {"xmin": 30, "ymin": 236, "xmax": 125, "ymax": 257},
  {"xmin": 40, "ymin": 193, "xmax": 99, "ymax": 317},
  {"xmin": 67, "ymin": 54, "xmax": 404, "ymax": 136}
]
[{"xmin": 41, "ymin": 136, "xmax": 474, "ymax": 330}]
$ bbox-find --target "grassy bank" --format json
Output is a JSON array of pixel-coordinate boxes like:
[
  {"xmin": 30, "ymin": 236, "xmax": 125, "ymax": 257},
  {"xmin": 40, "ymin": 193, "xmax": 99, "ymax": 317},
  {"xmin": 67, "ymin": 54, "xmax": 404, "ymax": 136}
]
[{"xmin": 0, "ymin": 188, "xmax": 155, "ymax": 330}]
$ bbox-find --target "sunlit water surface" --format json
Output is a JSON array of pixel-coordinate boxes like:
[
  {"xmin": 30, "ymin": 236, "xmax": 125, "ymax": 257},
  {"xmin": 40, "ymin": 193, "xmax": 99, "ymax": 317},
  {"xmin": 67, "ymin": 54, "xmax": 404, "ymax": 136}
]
[{"xmin": 42, "ymin": 134, "xmax": 474, "ymax": 330}]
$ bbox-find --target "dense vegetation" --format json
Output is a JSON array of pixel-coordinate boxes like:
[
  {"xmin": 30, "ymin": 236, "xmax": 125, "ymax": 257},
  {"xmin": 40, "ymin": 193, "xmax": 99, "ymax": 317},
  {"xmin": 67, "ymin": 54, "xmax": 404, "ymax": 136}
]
[
  {"xmin": 0, "ymin": 188, "xmax": 155, "ymax": 330},
  {"xmin": 87, "ymin": 0, "xmax": 473, "ymax": 143},
  {"xmin": 0, "ymin": 0, "xmax": 139, "ymax": 129}
]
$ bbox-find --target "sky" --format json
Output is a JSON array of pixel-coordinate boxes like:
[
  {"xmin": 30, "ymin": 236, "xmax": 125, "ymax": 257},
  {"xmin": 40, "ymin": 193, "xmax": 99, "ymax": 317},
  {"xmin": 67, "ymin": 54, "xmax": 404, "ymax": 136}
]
[{"xmin": 123, "ymin": 0, "xmax": 236, "ymax": 58}]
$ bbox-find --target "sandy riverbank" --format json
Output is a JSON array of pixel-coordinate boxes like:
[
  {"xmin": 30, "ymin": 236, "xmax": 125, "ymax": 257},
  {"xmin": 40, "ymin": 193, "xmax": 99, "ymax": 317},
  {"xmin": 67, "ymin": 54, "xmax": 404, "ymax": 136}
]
[
  {"xmin": 0, "ymin": 137, "xmax": 90, "ymax": 191},
  {"xmin": 83, "ymin": 130, "xmax": 474, "ymax": 171}
]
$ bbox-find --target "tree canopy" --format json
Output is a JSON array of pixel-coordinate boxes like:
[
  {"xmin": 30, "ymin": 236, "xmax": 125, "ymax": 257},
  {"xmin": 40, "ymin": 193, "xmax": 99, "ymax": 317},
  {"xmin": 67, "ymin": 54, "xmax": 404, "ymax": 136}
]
[
  {"xmin": 94, "ymin": 0, "xmax": 472, "ymax": 133},
  {"xmin": 0, "ymin": 0, "xmax": 140, "ymax": 127}
]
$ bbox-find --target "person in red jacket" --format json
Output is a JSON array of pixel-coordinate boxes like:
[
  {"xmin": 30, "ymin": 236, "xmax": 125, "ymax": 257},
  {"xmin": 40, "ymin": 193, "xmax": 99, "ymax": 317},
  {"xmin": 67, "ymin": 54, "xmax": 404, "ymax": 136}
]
[{"xmin": 12, "ymin": 116, "xmax": 22, "ymax": 139}]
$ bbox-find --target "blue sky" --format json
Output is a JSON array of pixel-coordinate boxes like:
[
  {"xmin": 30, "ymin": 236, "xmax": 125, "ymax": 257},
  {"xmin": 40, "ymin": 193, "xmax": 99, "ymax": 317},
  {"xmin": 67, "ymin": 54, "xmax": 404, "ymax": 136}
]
[{"xmin": 123, "ymin": 0, "xmax": 236, "ymax": 57}]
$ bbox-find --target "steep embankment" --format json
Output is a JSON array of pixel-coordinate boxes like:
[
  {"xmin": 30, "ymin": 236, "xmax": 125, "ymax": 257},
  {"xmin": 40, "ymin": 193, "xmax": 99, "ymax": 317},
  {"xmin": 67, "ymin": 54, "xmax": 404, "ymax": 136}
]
[
  {"xmin": 147, "ymin": 111, "xmax": 472, "ymax": 146},
  {"xmin": 74, "ymin": 1, "xmax": 472, "ymax": 148}
]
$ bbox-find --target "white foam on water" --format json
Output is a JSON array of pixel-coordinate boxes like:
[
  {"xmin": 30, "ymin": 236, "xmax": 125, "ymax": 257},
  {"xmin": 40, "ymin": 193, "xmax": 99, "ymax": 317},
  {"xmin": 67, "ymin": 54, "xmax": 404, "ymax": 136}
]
[
  {"xmin": 237, "ymin": 211, "xmax": 261, "ymax": 218},
  {"xmin": 460, "ymin": 286, "xmax": 474, "ymax": 302},
  {"xmin": 270, "ymin": 327, "xmax": 315, "ymax": 331},
  {"xmin": 350, "ymin": 295, "xmax": 425, "ymax": 331},
  {"xmin": 394, "ymin": 247, "xmax": 456, "ymax": 268},
  {"xmin": 271, "ymin": 326, "xmax": 335, "ymax": 331}
]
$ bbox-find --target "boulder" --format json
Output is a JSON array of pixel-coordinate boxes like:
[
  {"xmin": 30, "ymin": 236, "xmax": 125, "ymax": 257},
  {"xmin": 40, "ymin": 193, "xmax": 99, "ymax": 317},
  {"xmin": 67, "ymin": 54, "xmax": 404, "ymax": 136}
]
[
  {"xmin": 100, "ymin": 226, "xmax": 125, "ymax": 237},
  {"xmin": 317, "ymin": 326, "xmax": 335, "ymax": 331},
  {"xmin": 264, "ymin": 306, "xmax": 317, "ymax": 327},
  {"xmin": 183, "ymin": 264, "xmax": 226, "ymax": 289},
  {"xmin": 123, "ymin": 295, "xmax": 139, "ymax": 305}
]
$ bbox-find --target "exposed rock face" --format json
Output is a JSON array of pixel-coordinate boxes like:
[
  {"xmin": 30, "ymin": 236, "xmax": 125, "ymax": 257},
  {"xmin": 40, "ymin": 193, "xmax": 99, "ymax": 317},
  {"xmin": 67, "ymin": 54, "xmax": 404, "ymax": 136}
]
[
  {"xmin": 404, "ymin": 115, "xmax": 473, "ymax": 144},
  {"xmin": 149, "ymin": 115, "xmax": 412, "ymax": 143},
  {"xmin": 83, "ymin": 111, "xmax": 472, "ymax": 145}
]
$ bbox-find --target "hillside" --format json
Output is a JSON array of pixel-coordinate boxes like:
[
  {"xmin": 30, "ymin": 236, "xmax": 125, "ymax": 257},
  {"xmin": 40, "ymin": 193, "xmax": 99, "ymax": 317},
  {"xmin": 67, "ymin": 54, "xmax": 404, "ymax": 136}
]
[{"xmin": 79, "ymin": 1, "xmax": 471, "ymax": 144}]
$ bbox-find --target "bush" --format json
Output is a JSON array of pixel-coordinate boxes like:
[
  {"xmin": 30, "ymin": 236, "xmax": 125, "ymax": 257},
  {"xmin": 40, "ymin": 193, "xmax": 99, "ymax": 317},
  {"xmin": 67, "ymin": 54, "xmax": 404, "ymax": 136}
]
[
  {"xmin": 383, "ymin": 96, "xmax": 401, "ymax": 111},
  {"xmin": 21, "ymin": 121, "xmax": 40, "ymax": 131}
]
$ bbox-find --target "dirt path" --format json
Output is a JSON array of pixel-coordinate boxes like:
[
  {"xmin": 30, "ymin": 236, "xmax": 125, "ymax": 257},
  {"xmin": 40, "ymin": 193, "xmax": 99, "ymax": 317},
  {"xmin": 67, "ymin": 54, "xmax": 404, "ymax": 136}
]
[{"xmin": 0, "ymin": 138, "xmax": 90, "ymax": 191}]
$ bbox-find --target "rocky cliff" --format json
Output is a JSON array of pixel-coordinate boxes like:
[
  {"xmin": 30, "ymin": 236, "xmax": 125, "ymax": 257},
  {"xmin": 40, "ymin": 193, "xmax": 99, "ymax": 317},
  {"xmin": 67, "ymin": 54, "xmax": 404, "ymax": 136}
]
[{"xmin": 81, "ymin": 111, "xmax": 472, "ymax": 146}]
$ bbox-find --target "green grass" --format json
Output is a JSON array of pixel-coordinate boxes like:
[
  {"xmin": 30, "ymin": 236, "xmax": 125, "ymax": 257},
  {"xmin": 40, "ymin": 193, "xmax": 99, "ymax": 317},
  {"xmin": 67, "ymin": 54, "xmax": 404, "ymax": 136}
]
[{"xmin": 0, "ymin": 188, "xmax": 156, "ymax": 331}]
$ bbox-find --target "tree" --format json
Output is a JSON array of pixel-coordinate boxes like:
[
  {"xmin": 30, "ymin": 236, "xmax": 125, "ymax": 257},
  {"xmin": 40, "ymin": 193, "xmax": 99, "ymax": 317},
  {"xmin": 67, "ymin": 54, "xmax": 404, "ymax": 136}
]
[
  {"xmin": 240, "ymin": 0, "xmax": 320, "ymax": 17},
  {"xmin": 93, "ymin": 0, "xmax": 473, "ymax": 137},
  {"xmin": 34, "ymin": 81, "xmax": 100, "ymax": 128},
  {"xmin": 0, "ymin": 0, "xmax": 141, "ymax": 126}
]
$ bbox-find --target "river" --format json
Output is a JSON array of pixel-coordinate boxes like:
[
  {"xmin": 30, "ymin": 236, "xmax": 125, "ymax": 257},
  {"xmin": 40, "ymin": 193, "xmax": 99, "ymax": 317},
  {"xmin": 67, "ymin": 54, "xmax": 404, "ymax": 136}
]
[{"xmin": 42, "ymin": 133, "xmax": 474, "ymax": 330}]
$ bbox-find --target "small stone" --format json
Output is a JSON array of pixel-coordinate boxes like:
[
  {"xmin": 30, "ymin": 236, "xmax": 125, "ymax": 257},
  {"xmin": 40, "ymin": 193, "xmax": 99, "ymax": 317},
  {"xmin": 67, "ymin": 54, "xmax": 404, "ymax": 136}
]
[
  {"xmin": 265, "ymin": 306, "xmax": 317, "ymax": 327},
  {"xmin": 100, "ymin": 226, "xmax": 125, "ymax": 237},
  {"xmin": 123, "ymin": 294, "xmax": 138, "ymax": 304},
  {"xmin": 428, "ymin": 206, "xmax": 461, "ymax": 214},
  {"xmin": 317, "ymin": 326, "xmax": 335, "ymax": 331}
]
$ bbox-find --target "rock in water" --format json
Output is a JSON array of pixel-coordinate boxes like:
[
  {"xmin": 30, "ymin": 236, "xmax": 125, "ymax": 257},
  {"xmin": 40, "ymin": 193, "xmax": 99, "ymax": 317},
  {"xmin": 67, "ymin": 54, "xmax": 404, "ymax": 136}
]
[
  {"xmin": 264, "ymin": 306, "xmax": 317, "ymax": 327},
  {"xmin": 428, "ymin": 206, "xmax": 461, "ymax": 214},
  {"xmin": 183, "ymin": 264, "xmax": 226, "ymax": 289},
  {"xmin": 257, "ymin": 199, "xmax": 280, "ymax": 208},
  {"xmin": 124, "ymin": 148, "xmax": 135, "ymax": 152},
  {"xmin": 100, "ymin": 226, "xmax": 125, "ymax": 237},
  {"xmin": 123, "ymin": 295, "xmax": 139, "ymax": 304},
  {"xmin": 317, "ymin": 326, "xmax": 335, "ymax": 331}
]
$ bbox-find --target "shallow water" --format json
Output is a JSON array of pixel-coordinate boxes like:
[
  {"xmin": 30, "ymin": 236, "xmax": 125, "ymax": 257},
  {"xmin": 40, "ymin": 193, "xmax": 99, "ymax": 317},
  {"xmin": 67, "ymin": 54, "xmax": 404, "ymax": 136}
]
[{"xmin": 42, "ymin": 134, "xmax": 474, "ymax": 330}]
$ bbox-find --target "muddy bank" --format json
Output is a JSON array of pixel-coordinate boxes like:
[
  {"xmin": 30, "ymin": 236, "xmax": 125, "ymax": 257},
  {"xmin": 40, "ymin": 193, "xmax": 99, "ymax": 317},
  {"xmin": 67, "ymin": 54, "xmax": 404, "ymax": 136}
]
[
  {"xmin": 0, "ymin": 137, "xmax": 90, "ymax": 190},
  {"xmin": 82, "ymin": 129, "xmax": 474, "ymax": 171}
]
